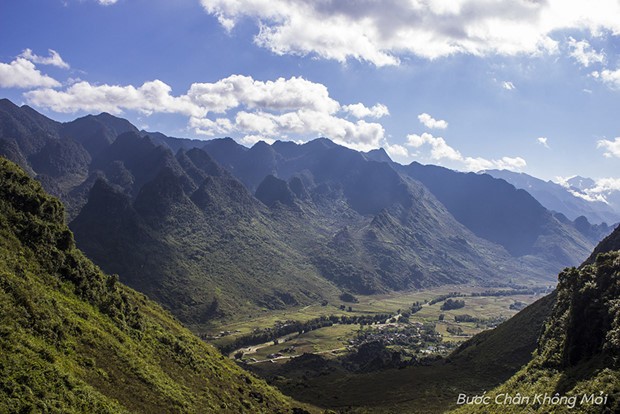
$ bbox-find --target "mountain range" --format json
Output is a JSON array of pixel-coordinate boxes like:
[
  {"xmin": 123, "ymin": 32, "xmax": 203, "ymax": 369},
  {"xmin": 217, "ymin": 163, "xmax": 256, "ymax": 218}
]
[
  {"xmin": 0, "ymin": 98, "xmax": 611, "ymax": 325},
  {"xmin": 2, "ymin": 96, "xmax": 620, "ymax": 413},
  {"xmin": 485, "ymin": 169, "xmax": 620, "ymax": 225},
  {"xmin": 452, "ymin": 220, "xmax": 620, "ymax": 413},
  {"xmin": 0, "ymin": 157, "xmax": 311, "ymax": 413},
  {"xmin": 267, "ymin": 217, "xmax": 620, "ymax": 413}
]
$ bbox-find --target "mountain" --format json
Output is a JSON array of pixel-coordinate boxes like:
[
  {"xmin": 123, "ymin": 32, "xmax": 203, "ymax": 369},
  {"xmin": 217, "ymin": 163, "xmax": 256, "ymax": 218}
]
[
  {"xmin": 0, "ymin": 99, "xmax": 606, "ymax": 325},
  {"xmin": 71, "ymin": 130, "xmax": 526, "ymax": 322},
  {"xmin": 70, "ymin": 132, "xmax": 339, "ymax": 323},
  {"xmin": 451, "ymin": 224, "xmax": 620, "ymax": 413},
  {"xmin": 140, "ymin": 130, "xmax": 207, "ymax": 153},
  {"xmin": 0, "ymin": 157, "xmax": 311, "ymax": 414},
  {"xmin": 397, "ymin": 163, "xmax": 596, "ymax": 274},
  {"xmin": 201, "ymin": 137, "xmax": 599, "ymax": 273},
  {"xmin": 565, "ymin": 175, "xmax": 620, "ymax": 221},
  {"xmin": 485, "ymin": 169, "xmax": 620, "ymax": 225},
  {"xmin": 62, "ymin": 113, "xmax": 138, "ymax": 160},
  {"xmin": 202, "ymin": 136, "xmax": 583, "ymax": 283},
  {"xmin": 271, "ymin": 224, "xmax": 620, "ymax": 413}
]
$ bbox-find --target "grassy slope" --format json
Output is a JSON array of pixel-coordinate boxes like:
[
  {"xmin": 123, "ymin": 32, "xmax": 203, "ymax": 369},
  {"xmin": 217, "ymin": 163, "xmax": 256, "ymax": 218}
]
[
  {"xmin": 452, "ymin": 252, "xmax": 620, "ymax": 414},
  {"xmin": 0, "ymin": 157, "xmax": 315, "ymax": 414}
]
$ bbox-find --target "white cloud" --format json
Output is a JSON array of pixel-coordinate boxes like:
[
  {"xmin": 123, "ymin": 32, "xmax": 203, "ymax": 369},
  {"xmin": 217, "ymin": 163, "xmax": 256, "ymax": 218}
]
[
  {"xmin": 384, "ymin": 143, "xmax": 409, "ymax": 159},
  {"xmin": 343, "ymin": 103, "xmax": 389, "ymax": 119},
  {"xmin": 554, "ymin": 176, "xmax": 571, "ymax": 188},
  {"xmin": 25, "ymin": 80, "xmax": 202, "ymax": 116},
  {"xmin": 98, "ymin": 0, "xmax": 118, "ymax": 5},
  {"xmin": 24, "ymin": 74, "xmax": 389, "ymax": 152},
  {"xmin": 592, "ymin": 68, "xmax": 620, "ymax": 90},
  {"xmin": 406, "ymin": 131, "xmax": 526, "ymax": 172},
  {"xmin": 0, "ymin": 58, "xmax": 60, "ymax": 89},
  {"xmin": 555, "ymin": 175, "xmax": 620, "ymax": 204},
  {"xmin": 19, "ymin": 49, "xmax": 70, "ymax": 69},
  {"xmin": 502, "ymin": 81, "xmax": 516, "ymax": 90},
  {"xmin": 406, "ymin": 132, "xmax": 461, "ymax": 160},
  {"xmin": 187, "ymin": 75, "xmax": 340, "ymax": 114},
  {"xmin": 597, "ymin": 137, "xmax": 620, "ymax": 158},
  {"xmin": 590, "ymin": 177, "xmax": 620, "ymax": 193},
  {"xmin": 239, "ymin": 134, "xmax": 275, "ymax": 146},
  {"xmin": 569, "ymin": 188, "xmax": 608, "ymax": 203},
  {"xmin": 189, "ymin": 116, "xmax": 234, "ymax": 136},
  {"xmin": 200, "ymin": 0, "xmax": 620, "ymax": 66},
  {"xmin": 537, "ymin": 137, "xmax": 550, "ymax": 148},
  {"xmin": 418, "ymin": 113, "xmax": 448, "ymax": 129},
  {"xmin": 463, "ymin": 156, "xmax": 527, "ymax": 172},
  {"xmin": 567, "ymin": 37, "xmax": 605, "ymax": 68}
]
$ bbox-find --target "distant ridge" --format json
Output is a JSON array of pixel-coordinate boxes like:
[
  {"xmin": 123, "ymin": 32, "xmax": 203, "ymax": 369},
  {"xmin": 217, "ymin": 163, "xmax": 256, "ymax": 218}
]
[
  {"xmin": 0, "ymin": 99, "xmax": 608, "ymax": 325},
  {"xmin": 484, "ymin": 169, "xmax": 620, "ymax": 225}
]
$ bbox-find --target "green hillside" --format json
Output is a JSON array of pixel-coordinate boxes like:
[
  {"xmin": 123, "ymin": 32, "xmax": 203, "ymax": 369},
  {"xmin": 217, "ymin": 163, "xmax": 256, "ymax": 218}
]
[
  {"xmin": 452, "ymin": 250, "xmax": 620, "ymax": 413},
  {"xmin": 0, "ymin": 157, "xmax": 313, "ymax": 413}
]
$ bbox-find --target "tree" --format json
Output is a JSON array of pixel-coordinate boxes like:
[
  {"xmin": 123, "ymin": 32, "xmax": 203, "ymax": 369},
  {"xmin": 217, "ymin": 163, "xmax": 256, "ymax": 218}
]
[{"xmin": 440, "ymin": 299, "xmax": 465, "ymax": 311}]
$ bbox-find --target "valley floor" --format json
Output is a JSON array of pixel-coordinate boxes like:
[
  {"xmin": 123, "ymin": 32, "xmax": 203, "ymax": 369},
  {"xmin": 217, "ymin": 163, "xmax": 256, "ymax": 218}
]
[{"xmin": 197, "ymin": 283, "xmax": 553, "ymax": 413}]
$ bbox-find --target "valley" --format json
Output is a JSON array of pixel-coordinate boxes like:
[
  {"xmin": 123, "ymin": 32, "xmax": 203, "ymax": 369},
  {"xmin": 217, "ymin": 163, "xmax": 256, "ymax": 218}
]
[
  {"xmin": 204, "ymin": 283, "xmax": 550, "ymax": 355},
  {"xmin": 1, "ymin": 99, "xmax": 618, "ymax": 413},
  {"xmin": 4, "ymin": 3, "xmax": 620, "ymax": 413},
  {"xmin": 198, "ymin": 284, "xmax": 552, "ymax": 412}
]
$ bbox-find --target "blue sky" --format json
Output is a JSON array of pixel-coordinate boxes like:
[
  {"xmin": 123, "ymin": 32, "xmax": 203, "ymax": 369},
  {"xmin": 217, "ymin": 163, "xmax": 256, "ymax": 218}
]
[{"xmin": 1, "ymin": 0, "xmax": 620, "ymax": 188}]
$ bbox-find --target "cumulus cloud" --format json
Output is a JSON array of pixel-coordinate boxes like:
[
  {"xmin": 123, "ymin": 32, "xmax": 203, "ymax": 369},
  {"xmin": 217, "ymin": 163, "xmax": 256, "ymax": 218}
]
[
  {"xmin": 590, "ymin": 177, "xmax": 620, "ymax": 193},
  {"xmin": 406, "ymin": 132, "xmax": 526, "ymax": 172},
  {"xmin": 25, "ymin": 80, "xmax": 202, "ymax": 116},
  {"xmin": 98, "ymin": 0, "xmax": 119, "ymax": 5},
  {"xmin": 239, "ymin": 134, "xmax": 275, "ymax": 146},
  {"xmin": 597, "ymin": 137, "xmax": 620, "ymax": 158},
  {"xmin": 189, "ymin": 116, "xmax": 234, "ymax": 136},
  {"xmin": 343, "ymin": 103, "xmax": 389, "ymax": 119},
  {"xmin": 24, "ymin": 74, "xmax": 390, "ymax": 151},
  {"xmin": 0, "ymin": 58, "xmax": 61, "ymax": 89},
  {"xmin": 187, "ymin": 75, "xmax": 340, "ymax": 114},
  {"xmin": 407, "ymin": 132, "xmax": 461, "ymax": 160},
  {"xmin": 592, "ymin": 68, "xmax": 620, "ymax": 90},
  {"xmin": 384, "ymin": 143, "xmax": 409, "ymax": 160},
  {"xmin": 537, "ymin": 137, "xmax": 550, "ymax": 148},
  {"xmin": 200, "ymin": 0, "xmax": 620, "ymax": 66},
  {"xmin": 19, "ymin": 49, "xmax": 70, "ymax": 69},
  {"xmin": 567, "ymin": 37, "xmax": 605, "ymax": 68},
  {"xmin": 418, "ymin": 113, "xmax": 448, "ymax": 129}
]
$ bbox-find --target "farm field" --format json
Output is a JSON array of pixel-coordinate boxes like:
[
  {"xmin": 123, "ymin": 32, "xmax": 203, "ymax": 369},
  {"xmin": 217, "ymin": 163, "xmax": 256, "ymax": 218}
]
[{"xmin": 200, "ymin": 283, "xmax": 552, "ymax": 362}]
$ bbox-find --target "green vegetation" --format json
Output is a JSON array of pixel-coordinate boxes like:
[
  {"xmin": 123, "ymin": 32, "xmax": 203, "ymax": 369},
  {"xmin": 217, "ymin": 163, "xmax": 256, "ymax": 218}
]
[
  {"xmin": 453, "ymin": 252, "xmax": 620, "ymax": 413},
  {"xmin": 219, "ymin": 314, "xmax": 393, "ymax": 355},
  {"xmin": 440, "ymin": 298, "xmax": 466, "ymax": 311},
  {"xmin": 211, "ymin": 284, "xmax": 549, "ymax": 413},
  {"xmin": 0, "ymin": 158, "xmax": 314, "ymax": 413}
]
